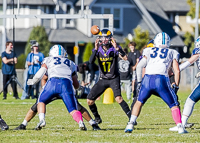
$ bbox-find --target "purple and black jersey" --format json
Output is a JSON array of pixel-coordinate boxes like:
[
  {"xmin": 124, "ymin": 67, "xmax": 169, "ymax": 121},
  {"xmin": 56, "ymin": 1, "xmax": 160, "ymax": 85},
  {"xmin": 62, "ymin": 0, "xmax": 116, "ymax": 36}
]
[{"xmin": 90, "ymin": 45, "xmax": 121, "ymax": 79}]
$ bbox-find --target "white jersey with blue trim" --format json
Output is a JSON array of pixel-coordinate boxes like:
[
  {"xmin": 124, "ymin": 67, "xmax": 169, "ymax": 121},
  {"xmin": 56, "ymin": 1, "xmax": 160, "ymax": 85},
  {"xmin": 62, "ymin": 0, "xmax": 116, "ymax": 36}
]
[
  {"xmin": 192, "ymin": 47, "xmax": 200, "ymax": 70},
  {"xmin": 143, "ymin": 47, "xmax": 180, "ymax": 75},
  {"xmin": 42, "ymin": 56, "xmax": 77, "ymax": 81}
]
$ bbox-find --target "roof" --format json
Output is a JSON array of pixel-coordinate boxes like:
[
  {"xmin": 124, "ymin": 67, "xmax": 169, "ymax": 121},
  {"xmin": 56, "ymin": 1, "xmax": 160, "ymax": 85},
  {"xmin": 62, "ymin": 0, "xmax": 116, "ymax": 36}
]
[
  {"xmin": 140, "ymin": 0, "xmax": 185, "ymax": 47},
  {"xmin": 48, "ymin": 28, "xmax": 96, "ymax": 43},
  {"xmin": 75, "ymin": 0, "xmax": 94, "ymax": 6},
  {"xmin": 0, "ymin": 0, "xmax": 55, "ymax": 5},
  {"xmin": 155, "ymin": 0, "xmax": 190, "ymax": 12},
  {"xmin": 6, "ymin": 28, "xmax": 51, "ymax": 42},
  {"xmin": 5, "ymin": 27, "xmax": 125, "ymax": 44},
  {"xmin": 7, "ymin": 28, "xmax": 94, "ymax": 43}
]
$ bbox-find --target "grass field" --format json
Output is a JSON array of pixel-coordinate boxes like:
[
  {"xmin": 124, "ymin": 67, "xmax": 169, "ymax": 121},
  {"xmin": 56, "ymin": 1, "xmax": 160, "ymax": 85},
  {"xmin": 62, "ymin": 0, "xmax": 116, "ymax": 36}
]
[{"xmin": 0, "ymin": 90, "xmax": 200, "ymax": 143}]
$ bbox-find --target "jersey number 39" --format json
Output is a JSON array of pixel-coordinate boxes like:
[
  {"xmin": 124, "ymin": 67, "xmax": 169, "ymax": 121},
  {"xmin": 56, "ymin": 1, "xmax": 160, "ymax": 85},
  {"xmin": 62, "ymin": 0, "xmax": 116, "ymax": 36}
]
[{"xmin": 150, "ymin": 48, "xmax": 169, "ymax": 59}]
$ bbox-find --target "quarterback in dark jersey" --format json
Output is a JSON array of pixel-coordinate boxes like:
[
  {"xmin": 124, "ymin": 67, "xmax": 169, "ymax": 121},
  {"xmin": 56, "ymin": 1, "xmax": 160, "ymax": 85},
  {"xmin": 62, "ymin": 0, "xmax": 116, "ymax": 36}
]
[{"xmin": 87, "ymin": 29, "xmax": 131, "ymax": 124}]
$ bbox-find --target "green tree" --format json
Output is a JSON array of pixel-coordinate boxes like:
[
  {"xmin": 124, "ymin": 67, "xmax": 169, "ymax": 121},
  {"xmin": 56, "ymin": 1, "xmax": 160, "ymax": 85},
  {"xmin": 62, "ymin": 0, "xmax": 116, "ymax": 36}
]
[
  {"xmin": 15, "ymin": 54, "xmax": 26, "ymax": 69},
  {"xmin": 25, "ymin": 26, "xmax": 51, "ymax": 57},
  {"xmin": 184, "ymin": 0, "xmax": 200, "ymax": 53},
  {"xmin": 82, "ymin": 42, "xmax": 94, "ymax": 62},
  {"xmin": 187, "ymin": 0, "xmax": 198, "ymax": 19},
  {"xmin": 121, "ymin": 26, "xmax": 150, "ymax": 51}
]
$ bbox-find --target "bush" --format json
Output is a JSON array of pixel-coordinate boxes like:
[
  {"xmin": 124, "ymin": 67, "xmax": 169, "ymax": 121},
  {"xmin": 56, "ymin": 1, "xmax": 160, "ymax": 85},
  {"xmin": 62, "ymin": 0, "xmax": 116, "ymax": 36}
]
[
  {"xmin": 82, "ymin": 42, "xmax": 94, "ymax": 62},
  {"xmin": 15, "ymin": 54, "xmax": 26, "ymax": 69}
]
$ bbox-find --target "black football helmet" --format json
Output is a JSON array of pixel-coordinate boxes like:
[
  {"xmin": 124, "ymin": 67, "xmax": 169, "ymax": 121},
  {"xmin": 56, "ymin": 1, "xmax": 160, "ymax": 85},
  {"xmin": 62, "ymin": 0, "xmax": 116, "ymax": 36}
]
[{"xmin": 98, "ymin": 29, "xmax": 112, "ymax": 46}]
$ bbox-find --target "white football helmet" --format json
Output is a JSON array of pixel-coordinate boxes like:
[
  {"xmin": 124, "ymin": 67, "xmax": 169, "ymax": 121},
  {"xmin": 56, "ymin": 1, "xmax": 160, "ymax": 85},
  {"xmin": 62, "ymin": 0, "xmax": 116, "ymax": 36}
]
[
  {"xmin": 154, "ymin": 32, "xmax": 170, "ymax": 48},
  {"xmin": 49, "ymin": 45, "xmax": 67, "ymax": 57},
  {"xmin": 195, "ymin": 36, "xmax": 200, "ymax": 48}
]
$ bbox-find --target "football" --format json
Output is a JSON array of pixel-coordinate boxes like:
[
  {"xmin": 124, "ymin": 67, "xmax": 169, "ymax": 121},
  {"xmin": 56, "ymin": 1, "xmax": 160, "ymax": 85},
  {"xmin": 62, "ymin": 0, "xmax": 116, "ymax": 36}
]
[{"xmin": 91, "ymin": 25, "xmax": 100, "ymax": 35}]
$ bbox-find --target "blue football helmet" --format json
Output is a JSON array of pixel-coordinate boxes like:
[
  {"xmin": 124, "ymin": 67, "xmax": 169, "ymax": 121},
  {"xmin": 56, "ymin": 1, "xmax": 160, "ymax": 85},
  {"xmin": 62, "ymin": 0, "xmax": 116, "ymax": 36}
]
[
  {"xmin": 154, "ymin": 32, "xmax": 170, "ymax": 48},
  {"xmin": 195, "ymin": 36, "xmax": 200, "ymax": 48}
]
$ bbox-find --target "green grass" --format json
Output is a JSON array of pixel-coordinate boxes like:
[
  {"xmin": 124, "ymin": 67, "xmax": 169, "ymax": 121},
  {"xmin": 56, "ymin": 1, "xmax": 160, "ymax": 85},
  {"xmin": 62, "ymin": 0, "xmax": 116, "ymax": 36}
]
[{"xmin": 1, "ymin": 90, "xmax": 200, "ymax": 143}]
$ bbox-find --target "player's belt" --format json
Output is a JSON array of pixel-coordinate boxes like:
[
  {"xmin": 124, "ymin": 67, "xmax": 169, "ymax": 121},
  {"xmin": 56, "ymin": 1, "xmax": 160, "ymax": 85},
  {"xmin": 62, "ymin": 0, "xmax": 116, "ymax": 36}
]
[{"xmin": 53, "ymin": 77, "xmax": 66, "ymax": 79}]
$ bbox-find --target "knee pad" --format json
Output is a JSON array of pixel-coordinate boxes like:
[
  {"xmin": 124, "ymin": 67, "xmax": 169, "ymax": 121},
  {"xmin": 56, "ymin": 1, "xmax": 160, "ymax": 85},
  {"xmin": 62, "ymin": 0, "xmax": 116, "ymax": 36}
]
[
  {"xmin": 31, "ymin": 103, "xmax": 38, "ymax": 113},
  {"xmin": 185, "ymin": 97, "xmax": 195, "ymax": 106}
]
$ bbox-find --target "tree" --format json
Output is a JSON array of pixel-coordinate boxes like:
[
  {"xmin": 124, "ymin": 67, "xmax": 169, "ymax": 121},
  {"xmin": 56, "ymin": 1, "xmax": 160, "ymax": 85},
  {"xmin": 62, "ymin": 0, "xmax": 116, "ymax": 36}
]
[
  {"xmin": 15, "ymin": 54, "xmax": 26, "ymax": 69},
  {"xmin": 184, "ymin": 0, "xmax": 200, "ymax": 53},
  {"xmin": 187, "ymin": 0, "xmax": 198, "ymax": 19},
  {"xmin": 24, "ymin": 26, "xmax": 51, "ymax": 57},
  {"xmin": 82, "ymin": 42, "xmax": 94, "ymax": 62},
  {"xmin": 121, "ymin": 26, "xmax": 150, "ymax": 51}
]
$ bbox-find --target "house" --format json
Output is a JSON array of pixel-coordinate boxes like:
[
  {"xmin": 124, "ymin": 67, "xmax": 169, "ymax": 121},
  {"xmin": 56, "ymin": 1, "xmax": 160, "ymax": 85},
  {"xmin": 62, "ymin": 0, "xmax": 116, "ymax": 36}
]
[{"xmin": 0, "ymin": 0, "xmax": 191, "ymax": 63}]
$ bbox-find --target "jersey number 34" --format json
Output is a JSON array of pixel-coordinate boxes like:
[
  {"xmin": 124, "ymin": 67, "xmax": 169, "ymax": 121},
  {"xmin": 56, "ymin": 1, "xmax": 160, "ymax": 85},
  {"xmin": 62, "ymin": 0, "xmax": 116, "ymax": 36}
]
[{"xmin": 53, "ymin": 57, "xmax": 70, "ymax": 66}]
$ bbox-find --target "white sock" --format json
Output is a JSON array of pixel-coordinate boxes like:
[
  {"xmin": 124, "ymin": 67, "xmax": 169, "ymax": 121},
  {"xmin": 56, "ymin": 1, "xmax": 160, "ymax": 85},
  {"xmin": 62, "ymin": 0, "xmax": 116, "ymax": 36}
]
[
  {"xmin": 129, "ymin": 115, "xmax": 137, "ymax": 124},
  {"xmin": 89, "ymin": 119, "xmax": 96, "ymax": 125},
  {"xmin": 182, "ymin": 115, "xmax": 188, "ymax": 127},
  {"xmin": 39, "ymin": 113, "xmax": 45, "ymax": 121},
  {"xmin": 22, "ymin": 119, "xmax": 28, "ymax": 126}
]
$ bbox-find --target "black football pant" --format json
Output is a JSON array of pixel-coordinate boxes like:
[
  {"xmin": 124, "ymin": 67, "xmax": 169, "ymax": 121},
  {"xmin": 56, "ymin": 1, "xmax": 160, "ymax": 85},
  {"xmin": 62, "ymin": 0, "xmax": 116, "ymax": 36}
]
[{"xmin": 3, "ymin": 74, "xmax": 18, "ymax": 98}]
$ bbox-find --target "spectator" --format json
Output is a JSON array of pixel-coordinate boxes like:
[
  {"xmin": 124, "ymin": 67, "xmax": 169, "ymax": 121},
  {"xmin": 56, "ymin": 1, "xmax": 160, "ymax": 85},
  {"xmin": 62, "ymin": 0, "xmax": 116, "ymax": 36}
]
[
  {"xmin": 128, "ymin": 42, "xmax": 141, "ymax": 99},
  {"xmin": 118, "ymin": 48, "xmax": 132, "ymax": 100},
  {"xmin": 78, "ymin": 61, "xmax": 99, "ymax": 88},
  {"xmin": 26, "ymin": 42, "xmax": 44, "ymax": 99},
  {"xmin": 1, "ymin": 41, "xmax": 19, "ymax": 99}
]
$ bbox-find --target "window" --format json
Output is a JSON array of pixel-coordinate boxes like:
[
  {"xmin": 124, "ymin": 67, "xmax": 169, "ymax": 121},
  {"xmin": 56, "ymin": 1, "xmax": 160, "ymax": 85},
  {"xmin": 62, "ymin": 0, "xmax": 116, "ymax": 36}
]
[
  {"xmin": 66, "ymin": 5, "xmax": 71, "ymax": 24},
  {"xmin": 103, "ymin": 7, "xmax": 122, "ymax": 31},
  {"xmin": 41, "ymin": 6, "xmax": 49, "ymax": 14},
  {"xmin": 0, "ymin": 6, "xmax": 2, "ymax": 25},
  {"xmin": 63, "ymin": 2, "xmax": 74, "ymax": 27}
]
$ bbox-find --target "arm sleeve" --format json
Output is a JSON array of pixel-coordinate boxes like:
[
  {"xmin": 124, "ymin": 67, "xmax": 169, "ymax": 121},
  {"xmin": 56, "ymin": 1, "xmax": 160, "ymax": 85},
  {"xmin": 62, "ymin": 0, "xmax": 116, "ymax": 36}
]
[
  {"xmin": 89, "ymin": 63, "xmax": 95, "ymax": 82},
  {"xmin": 116, "ymin": 45, "xmax": 126, "ymax": 57},
  {"xmin": 89, "ymin": 49, "xmax": 97, "ymax": 63},
  {"xmin": 136, "ymin": 57, "xmax": 147, "ymax": 83}
]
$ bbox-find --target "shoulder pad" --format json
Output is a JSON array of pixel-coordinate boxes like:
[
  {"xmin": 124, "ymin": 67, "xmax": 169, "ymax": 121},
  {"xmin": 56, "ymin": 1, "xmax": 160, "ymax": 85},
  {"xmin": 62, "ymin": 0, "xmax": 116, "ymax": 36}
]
[{"xmin": 192, "ymin": 48, "xmax": 200, "ymax": 55}]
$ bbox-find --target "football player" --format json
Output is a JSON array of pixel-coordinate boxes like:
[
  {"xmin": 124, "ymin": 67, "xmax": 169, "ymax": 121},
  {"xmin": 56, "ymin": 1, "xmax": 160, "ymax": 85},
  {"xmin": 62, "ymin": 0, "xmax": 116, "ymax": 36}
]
[
  {"xmin": 14, "ymin": 73, "xmax": 100, "ymax": 131},
  {"xmin": 24, "ymin": 45, "xmax": 86, "ymax": 130},
  {"xmin": 169, "ymin": 36, "xmax": 200, "ymax": 131},
  {"xmin": 14, "ymin": 45, "xmax": 100, "ymax": 131},
  {"xmin": 124, "ymin": 32, "xmax": 188, "ymax": 134},
  {"xmin": 87, "ymin": 29, "xmax": 131, "ymax": 124}
]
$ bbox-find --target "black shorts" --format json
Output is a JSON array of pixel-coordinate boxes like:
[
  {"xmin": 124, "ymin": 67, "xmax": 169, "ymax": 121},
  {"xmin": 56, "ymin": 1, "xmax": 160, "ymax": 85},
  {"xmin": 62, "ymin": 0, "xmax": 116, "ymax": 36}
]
[{"xmin": 87, "ymin": 76, "xmax": 121, "ymax": 100}]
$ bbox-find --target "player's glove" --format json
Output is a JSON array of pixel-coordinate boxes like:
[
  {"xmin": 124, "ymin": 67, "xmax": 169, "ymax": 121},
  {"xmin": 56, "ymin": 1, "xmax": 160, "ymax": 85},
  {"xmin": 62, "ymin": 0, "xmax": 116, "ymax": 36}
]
[
  {"xmin": 136, "ymin": 82, "xmax": 142, "ymax": 95},
  {"xmin": 27, "ymin": 79, "xmax": 38, "ymax": 85},
  {"xmin": 171, "ymin": 84, "xmax": 179, "ymax": 94},
  {"xmin": 195, "ymin": 71, "xmax": 200, "ymax": 78}
]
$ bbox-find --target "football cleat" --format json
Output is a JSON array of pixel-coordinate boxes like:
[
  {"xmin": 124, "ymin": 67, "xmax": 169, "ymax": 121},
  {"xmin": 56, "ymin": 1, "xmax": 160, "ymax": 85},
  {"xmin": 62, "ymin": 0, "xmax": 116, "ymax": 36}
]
[
  {"xmin": 134, "ymin": 121, "xmax": 137, "ymax": 126},
  {"xmin": 35, "ymin": 119, "xmax": 46, "ymax": 130},
  {"xmin": 94, "ymin": 117, "xmax": 102, "ymax": 124},
  {"xmin": 185, "ymin": 123, "xmax": 194, "ymax": 128},
  {"xmin": 92, "ymin": 123, "xmax": 101, "ymax": 131},
  {"xmin": 169, "ymin": 123, "xmax": 194, "ymax": 131},
  {"xmin": 177, "ymin": 123, "xmax": 188, "ymax": 134},
  {"xmin": 14, "ymin": 124, "xmax": 26, "ymax": 130},
  {"xmin": 0, "ymin": 116, "xmax": 9, "ymax": 131},
  {"xmin": 124, "ymin": 122, "xmax": 134, "ymax": 133},
  {"xmin": 79, "ymin": 121, "xmax": 87, "ymax": 131}
]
